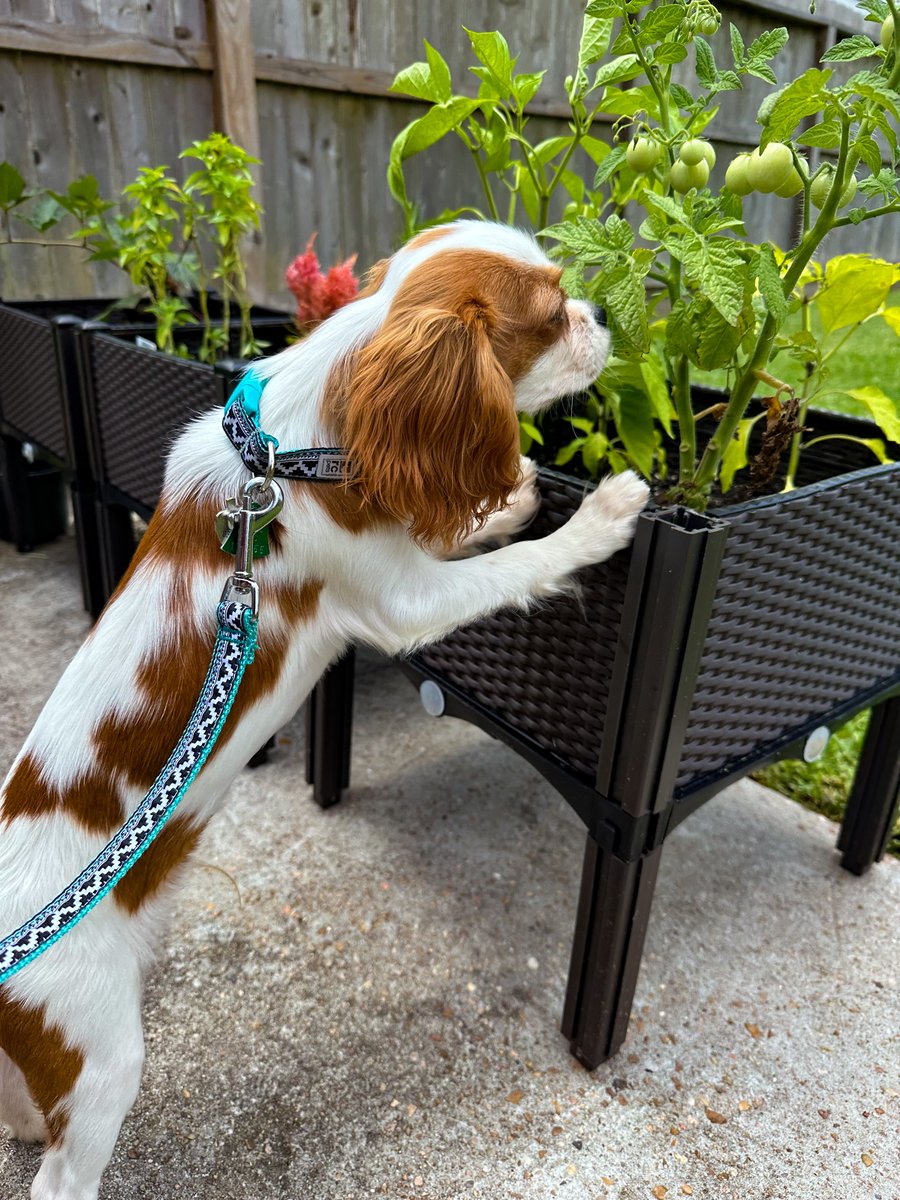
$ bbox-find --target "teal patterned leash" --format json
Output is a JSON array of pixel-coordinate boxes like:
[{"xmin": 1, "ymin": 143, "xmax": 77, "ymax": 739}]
[{"xmin": 0, "ymin": 477, "xmax": 282, "ymax": 986}]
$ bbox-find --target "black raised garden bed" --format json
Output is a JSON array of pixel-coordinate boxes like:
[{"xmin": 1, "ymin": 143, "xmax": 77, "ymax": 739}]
[
  {"xmin": 305, "ymin": 406, "xmax": 900, "ymax": 1068},
  {"xmin": 0, "ymin": 296, "xmax": 292, "ymax": 615},
  {"xmin": 75, "ymin": 317, "xmax": 295, "ymax": 609}
]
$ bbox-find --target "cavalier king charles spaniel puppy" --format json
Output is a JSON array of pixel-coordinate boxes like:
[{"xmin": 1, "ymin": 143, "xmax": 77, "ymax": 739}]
[{"xmin": 0, "ymin": 220, "xmax": 648, "ymax": 1199}]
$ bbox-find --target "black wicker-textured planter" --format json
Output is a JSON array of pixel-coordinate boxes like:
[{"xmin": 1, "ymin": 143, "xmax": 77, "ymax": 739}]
[
  {"xmin": 0, "ymin": 295, "xmax": 291, "ymax": 614},
  {"xmin": 306, "ymin": 410, "xmax": 900, "ymax": 1068},
  {"xmin": 0, "ymin": 300, "xmax": 116, "ymax": 589},
  {"xmin": 76, "ymin": 318, "xmax": 294, "ymax": 608}
]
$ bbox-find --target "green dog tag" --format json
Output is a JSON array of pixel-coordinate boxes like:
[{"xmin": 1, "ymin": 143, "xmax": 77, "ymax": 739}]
[{"xmin": 221, "ymin": 526, "xmax": 270, "ymax": 560}]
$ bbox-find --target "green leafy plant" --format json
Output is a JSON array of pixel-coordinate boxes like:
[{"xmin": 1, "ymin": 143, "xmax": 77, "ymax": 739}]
[
  {"xmin": 387, "ymin": 0, "xmax": 900, "ymax": 508},
  {"xmin": 100, "ymin": 165, "xmax": 194, "ymax": 355},
  {"xmin": 0, "ymin": 163, "xmax": 111, "ymax": 247},
  {"xmin": 1, "ymin": 134, "xmax": 264, "ymax": 362},
  {"xmin": 179, "ymin": 134, "xmax": 263, "ymax": 360}
]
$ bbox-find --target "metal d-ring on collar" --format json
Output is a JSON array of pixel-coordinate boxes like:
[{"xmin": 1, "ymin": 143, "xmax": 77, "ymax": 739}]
[{"xmin": 222, "ymin": 369, "xmax": 351, "ymax": 483}]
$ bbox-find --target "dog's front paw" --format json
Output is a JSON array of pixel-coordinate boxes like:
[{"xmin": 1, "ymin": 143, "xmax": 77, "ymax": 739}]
[{"xmin": 568, "ymin": 469, "xmax": 650, "ymax": 563}]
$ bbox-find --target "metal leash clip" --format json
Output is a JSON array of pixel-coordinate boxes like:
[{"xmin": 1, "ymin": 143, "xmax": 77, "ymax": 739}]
[{"xmin": 218, "ymin": 476, "xmax": 284, "ymax": 617}]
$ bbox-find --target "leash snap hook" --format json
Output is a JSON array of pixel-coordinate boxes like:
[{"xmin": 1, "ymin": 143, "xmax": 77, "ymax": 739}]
[{"xmin": 220, "ymin": 477, "xmax": 284, "ymax": 617}]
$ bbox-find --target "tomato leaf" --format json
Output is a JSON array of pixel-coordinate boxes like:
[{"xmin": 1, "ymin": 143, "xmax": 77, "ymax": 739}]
[
  {"xmin": 762, "ymin": 68, "xmax": 835, "ymax": 146},
  {"xmin": 816, "ymin": 254, "xmax": 899, "ymax": 332}
]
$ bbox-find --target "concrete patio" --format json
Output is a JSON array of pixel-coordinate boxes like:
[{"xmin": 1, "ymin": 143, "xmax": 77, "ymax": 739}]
[{"xmin": 0, "ymin": 531, "xmax": 897, "ymax": 1200}]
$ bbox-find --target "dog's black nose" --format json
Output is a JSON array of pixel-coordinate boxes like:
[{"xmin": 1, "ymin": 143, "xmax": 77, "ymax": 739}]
[{"xmin": 591, "ymin": 303, "xmax": 607, "ymax": 327}]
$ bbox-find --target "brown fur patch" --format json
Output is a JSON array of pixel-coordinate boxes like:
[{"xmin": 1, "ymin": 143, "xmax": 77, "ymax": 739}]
[
  {"xmin": 0, "ymin": 752, "xmax": 123, "ymax": 835},
  {"xmin": 102, "ymin": 495, "xmax": 225, "ymax": 617},
  {"xmin": 397, "ymin": 251, "xmax": 568, "ymax": 384},
  {"xmin": 304, "ymin": 358, "xmax": 394, "ymax": 537},
  {"xmin": 113, "ymin": 814, "xmax": 204, "ymax": 914},
  {"xmin": 313, "ymin": 248, "xmax": 570, "ymax": 547},
  {"xmin": 89, "ymin": 576, "xmax": 321, "ymax": 809},
  {"xmin": 357, "ymin": 258, "xmax": 390, "ymax": 298},
  {"xmin": 1, "ymin": 754, "xmax": 52, "ymax": 824},
  {"xmin": 95, "ymin": 575, "xmax": 322, "ymax": 912},
  {"xmin": 270, "ymin": 578, "xmax": 323, "ymax": 626},
  {"xmin": 407, "ymin": 226, "xmax": 454, "ymax": 250},
  {"xmin": 0, "ymin": 990, "xmax": 84, "ymax": 1145}
]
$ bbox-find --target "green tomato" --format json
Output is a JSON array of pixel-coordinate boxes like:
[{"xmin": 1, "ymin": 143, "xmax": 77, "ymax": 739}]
[
  {"xmin": 679, "ymin": 139, "xmax": 711, "ymax": 167},
  {"xmin": 670, "ymin": 158, "xmax": 710, "ymax": 193},
  {"xmin": 724, "ymin": 154, "xmax": 753, "ymax": 196},
  {"xmin": 626, "ymin": 137, "xmax": 662, "ymax": 173},
  {"xmin": 811, "ymin": 170, "xmax": 858, "ymax": 209},
  {"xmin": 745, "ymin": 142, "xmax": 794, "ymax": 193},
  {"xmin": 882, "ymin": 14, "xmax": 894, "ymax": 50},
  {"xmin": 774, "ymin": 161, "xmax": 805, "ymax": 198}
]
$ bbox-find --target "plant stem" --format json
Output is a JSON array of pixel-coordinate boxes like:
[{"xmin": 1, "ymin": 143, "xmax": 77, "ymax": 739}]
[
  {"xmin": 235, "ymin": 250, "xmax": 252, "ymax": 356},
  {"xmin": 831, "ymin": 201, "xmax": 900, "ymax": 228},
  {"xmin": 624, "ymin": 16, "xmax": 669, "ymax": 134},
  {"xmin": 693, "ymin": 402, "xmax": 728, "ymax": 421},
  {"xmin": 692, "ymin": 117, "xmax": 852, "ymax": 495},
  {"xmin": 470, "ymin": 148, "xmax": 500, "ymax": 221},
  {"xmin": 753, "ymin": 368, "xmax": 793, "ymax": 395},
  {"xmin": 673, "ymin": 354, "xmax": 695, "ymax": 479},
  {"xmin": 783, "ymin": 286, "xmax": 814, "ymax": 490}
]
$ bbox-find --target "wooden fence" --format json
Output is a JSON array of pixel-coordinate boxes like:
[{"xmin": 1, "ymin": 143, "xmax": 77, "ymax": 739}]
[{"xmin": 0, "ymin": 0, "xmax": 895, "ymax": 307}]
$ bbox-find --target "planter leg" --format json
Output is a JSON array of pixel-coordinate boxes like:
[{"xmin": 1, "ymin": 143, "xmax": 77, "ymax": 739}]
[
  {"xmin": 96, "ymin": 499, "xmax": 136, "ymax": 607},
  {"xmin": 561, "ymin": 834, "xmax": 662, "ymax": 1069},
  {"xmin": 247, "ymin": 736, "xmax": 276, "ymax": 768},
  {"xmin": 0, "ymin": 435, "xmax": 35, "ymax": 552},
  {"xmin": 305, "ymin": 649, "xmax": 355, "ymax": 808},
  {"xmin": 837, "ymin": 696, "xmax": 900, "ymax": 876},
  {"xmin": 70, "ymin": 484, "xmax": 107, "ymax": 619}
]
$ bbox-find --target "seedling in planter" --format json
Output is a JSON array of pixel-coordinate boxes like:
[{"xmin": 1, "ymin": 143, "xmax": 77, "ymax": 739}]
[
  {"xmin": 0, "ymin": 165, "xmax": 111, "ymax": 251},
  {"xmin": 180, "ymin": 134, "xmax": 264, "ymax": 360}
]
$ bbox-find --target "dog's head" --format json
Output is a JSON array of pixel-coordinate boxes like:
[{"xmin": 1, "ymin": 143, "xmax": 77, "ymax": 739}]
[{"xmin": 327, "ymin": 221, "xmax": 610, "ymax": 547}]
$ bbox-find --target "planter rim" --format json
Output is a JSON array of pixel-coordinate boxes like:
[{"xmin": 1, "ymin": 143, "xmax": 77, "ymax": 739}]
[
  {"xmin": 710, "ymin": 456, "xmax": 900, "ymax": 518},
  {"xmin": 534, "ymin": 455, "xmax": 899, "ymax": 523},
  {"xmin": 87, "ymin": 327, "xmax": 216, "ymax": 371}
]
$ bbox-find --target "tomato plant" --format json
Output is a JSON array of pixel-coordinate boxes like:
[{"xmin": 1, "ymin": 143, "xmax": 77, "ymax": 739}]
[{"xmin": 386, "ymin": 0, "xmax": 900, "ymax": 507}]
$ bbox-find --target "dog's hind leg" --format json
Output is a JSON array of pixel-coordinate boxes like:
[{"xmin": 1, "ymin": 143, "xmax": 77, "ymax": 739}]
[
  {"xmin": 0, "ymin": 1048, "xmax": 48, "ymax": 1143},
  {"xmin": 28, "ymin": 991, "xmax": 145, "ymax": 1200},
  {"xmin": 0, "ymin": 947, "xmax": 146, "ymax": 1200}
]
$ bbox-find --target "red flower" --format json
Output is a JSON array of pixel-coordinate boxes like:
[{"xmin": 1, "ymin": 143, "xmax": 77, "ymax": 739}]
[
  {"xmin": 320, "ymin": 256, "xmax": 359, "ymax": 317},
  {"xmin": 285, "ymin": 235, "xmax": 359, "ymax": 330}
]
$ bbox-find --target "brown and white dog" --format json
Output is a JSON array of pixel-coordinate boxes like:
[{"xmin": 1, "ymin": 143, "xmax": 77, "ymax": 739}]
[{"xmin": 0, "ymin": 221, "xmax": 648, "ymax": 1199}]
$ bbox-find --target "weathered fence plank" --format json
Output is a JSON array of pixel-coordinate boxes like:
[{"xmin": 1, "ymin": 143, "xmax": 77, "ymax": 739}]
[{"xmin": 0, "ymin": 0, "xmax": 895, "ymax": 306}]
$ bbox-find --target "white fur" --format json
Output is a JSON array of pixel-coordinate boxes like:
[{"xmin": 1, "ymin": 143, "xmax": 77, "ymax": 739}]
[{"xmin": 0, "ymin": 221, "xmax": 648, "ymax": 1200}]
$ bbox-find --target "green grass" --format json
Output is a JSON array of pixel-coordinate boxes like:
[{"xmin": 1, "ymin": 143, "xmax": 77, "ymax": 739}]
[
  {"xmin": 703, "ymin": 295, "xmax": 900, "ymax": 421},
  {"xmin": 754, "ymin": 714, "xmax": 900, "ymax": 858},
  {"xmin": 771, "ymin": 303, "xmax": 900, "ymax": 417}
]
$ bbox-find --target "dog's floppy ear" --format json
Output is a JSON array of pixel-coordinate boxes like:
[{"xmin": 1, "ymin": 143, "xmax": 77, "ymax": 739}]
[{"xmin": 341, "ymin": 298, "xmax": 521, "ymax": 548}]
